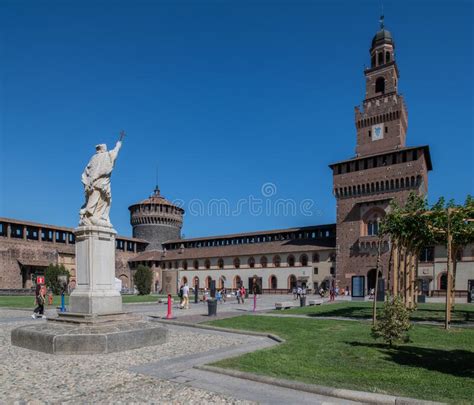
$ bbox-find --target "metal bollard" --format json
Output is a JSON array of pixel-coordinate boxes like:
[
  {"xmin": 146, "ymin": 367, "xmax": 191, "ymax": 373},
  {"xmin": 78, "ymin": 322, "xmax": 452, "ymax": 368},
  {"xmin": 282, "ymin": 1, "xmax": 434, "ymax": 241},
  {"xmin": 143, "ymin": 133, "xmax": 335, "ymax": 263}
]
[{"xmin": 166, "ymin": 294, "xmax": 173, "ymax": 319}]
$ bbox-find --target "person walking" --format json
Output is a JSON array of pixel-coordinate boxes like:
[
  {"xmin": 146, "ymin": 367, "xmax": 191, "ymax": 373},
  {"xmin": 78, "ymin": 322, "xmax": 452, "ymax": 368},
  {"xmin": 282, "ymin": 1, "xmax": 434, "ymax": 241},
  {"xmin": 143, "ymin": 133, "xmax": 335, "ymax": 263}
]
[
  {"xmin": 240, "ymin": 286, "xmax": 246, "ymax": 304},
  {"xmin": 182, "ymin": 283, "xmax": 190, "ymax": 309},
  {"xmin": 236, "ymin": 288, "xmax": 241, "ymax": 304},
  {"xmin": 32, "ymin": 284, "xmax": 46, "ymax": 319}
]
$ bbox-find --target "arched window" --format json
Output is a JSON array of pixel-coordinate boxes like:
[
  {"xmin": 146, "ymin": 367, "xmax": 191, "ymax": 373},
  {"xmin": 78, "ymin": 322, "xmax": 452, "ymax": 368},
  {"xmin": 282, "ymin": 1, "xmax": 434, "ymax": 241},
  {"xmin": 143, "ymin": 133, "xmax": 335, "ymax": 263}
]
[
  {"xmin": 287, "ymin": 255, "xmax": 295, "ymax": 267},
  {"xmin": 273, "ymin": 255, "xmax": 281, "ymax": 267},
  {"xmin": 233, "ymin": 257, "xmax": 240, "ymax": 269},
  {"xmin": 378, "ymin": 52, "xmax": 383, "ymax": 65},
  {"xmin": 270, "ymin": 275, "xmax": 278, "ymax": 289},
  {"xmin": 193, "ymin": 260, "xmax": 199, "ymax": 270},
  {"xmin": 204, "ymin": 259, "xmax": 211, "ymax": 269},
  {"xmin": 371, "ymin": 54, "xmax": 376, "ymax": 67},
  {"xmin": 167, "ymin": 262, "xmax": 172, "ymax": 269},
  {"xmin": 312, "ymin": 253, "xmax": 320, "ymax": 263},
  {"xmin": 260, "ymin": 256, "xmax": 268, "ymax": 268},
  {"xmin": 182, "ymin": 260, "xmax": 188, "ymax": 270},
  {"xmin": 181, "ymin": 276, "xmax": 188, "ymax": 285},
  {"xmin": 248, "ymin": 257, "xmax": 255, "ymax": 268},
  {"xmin": 300, "ymin": 254, "xmax": 308, "ymax": 266},
  {"xmin": 385, "ymin": 51, "xmax": 390, "ymax": 63},
  {"xmin": 329, "ymin": 253, "xmax": 336, "ymax": 262},
  {"xmin": 217, "ymin": 258, "xmax": 224, "ymax": 269},
  {"xmin": 160, "ymin": 262, "xmax": 165, "ymax": 269},
  {"xmin": 375, "ymin": 77, "xmax": 385, "ymax": 93}
]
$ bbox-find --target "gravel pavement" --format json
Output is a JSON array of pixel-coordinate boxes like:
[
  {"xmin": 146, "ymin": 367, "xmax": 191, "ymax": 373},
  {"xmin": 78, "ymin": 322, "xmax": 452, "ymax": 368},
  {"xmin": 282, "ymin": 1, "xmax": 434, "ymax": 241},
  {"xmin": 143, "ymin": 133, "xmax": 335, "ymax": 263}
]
[{"xmin": 0, "ymin": 309, "xmax": 253, "ymax": 404}]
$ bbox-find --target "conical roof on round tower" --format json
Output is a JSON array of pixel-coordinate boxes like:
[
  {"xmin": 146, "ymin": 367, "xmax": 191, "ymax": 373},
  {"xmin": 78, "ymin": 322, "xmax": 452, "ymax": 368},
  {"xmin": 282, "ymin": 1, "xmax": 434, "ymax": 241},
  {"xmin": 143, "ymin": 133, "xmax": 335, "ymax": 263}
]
[{"xmin": 128, "ymin": 187, "xmax": 184, "ymax": 250}]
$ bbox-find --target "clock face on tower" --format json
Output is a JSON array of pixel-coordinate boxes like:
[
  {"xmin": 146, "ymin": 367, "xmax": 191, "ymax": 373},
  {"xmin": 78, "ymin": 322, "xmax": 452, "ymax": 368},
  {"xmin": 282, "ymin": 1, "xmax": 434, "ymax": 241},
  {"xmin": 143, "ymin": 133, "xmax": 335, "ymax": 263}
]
[{"xmin": 372, "ymin": 123, "xmax": 384, "ymax": 141}]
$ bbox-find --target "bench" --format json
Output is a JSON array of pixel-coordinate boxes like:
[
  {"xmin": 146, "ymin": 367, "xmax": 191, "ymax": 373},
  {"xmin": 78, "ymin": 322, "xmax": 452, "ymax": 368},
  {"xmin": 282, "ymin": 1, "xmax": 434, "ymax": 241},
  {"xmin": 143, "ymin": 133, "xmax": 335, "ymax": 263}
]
[
  {"xmin": 275, "ymin": 301, "xmax": 297, "ymax": 310},
  {"xmin": 308, "ymin": 299, "xmax": 323, "ymax": 306}
]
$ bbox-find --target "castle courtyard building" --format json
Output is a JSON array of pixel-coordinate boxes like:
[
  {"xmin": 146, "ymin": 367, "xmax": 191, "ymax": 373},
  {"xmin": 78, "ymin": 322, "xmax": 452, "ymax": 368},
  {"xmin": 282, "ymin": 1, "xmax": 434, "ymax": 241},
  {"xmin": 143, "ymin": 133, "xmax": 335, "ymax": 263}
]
[{"xmin": 1, "ymin": 21, "xmax": 473, "ymax": 300}]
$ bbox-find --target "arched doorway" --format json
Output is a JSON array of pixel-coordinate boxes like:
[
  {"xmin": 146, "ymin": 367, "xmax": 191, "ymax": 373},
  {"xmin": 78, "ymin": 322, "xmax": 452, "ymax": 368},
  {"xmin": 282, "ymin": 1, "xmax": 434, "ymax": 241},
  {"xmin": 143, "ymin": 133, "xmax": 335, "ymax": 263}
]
[
  {"xmin": 119, "ymin": 274, "xmax": 129, "ymax": 289},
  {"xmin": 367, "ymin": 269, "xmax": 382, "ymax": 294},
  {"xmin": 439, "ymin": 272, "xmax": 447, "ymax": 290},
  {"xmin": 206, "ymin": 276, "xmax": 212, "ymax": 289},
  {"xmin": 234, "ymin": 275, "xmax": 241, "ymax": 289},
  {"xmin": 269, "ymin": 275, "xmax": 278, "ymax": 289},
  {"xmin": 219, "ymin": 276, "xmax": 226, "ymax": 289},
  {"xmin": 288, "ymin": 274, "xmax": 297, "ymax": 290}
]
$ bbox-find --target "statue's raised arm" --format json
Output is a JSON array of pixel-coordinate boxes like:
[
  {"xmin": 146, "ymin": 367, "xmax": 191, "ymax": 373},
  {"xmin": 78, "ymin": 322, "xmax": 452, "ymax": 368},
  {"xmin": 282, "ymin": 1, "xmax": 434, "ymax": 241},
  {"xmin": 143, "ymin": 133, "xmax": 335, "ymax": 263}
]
[{"xmin": 79, "ymin": 131, "xmax": 125, "ymax": 228}]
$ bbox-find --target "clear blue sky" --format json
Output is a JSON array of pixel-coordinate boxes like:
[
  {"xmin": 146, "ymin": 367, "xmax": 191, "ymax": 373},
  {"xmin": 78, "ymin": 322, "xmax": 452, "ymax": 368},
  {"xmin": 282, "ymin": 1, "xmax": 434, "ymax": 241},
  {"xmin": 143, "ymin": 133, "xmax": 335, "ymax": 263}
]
[{"xmin": 0, "ymin": 0, "xmax": 473, "ymax": 238}]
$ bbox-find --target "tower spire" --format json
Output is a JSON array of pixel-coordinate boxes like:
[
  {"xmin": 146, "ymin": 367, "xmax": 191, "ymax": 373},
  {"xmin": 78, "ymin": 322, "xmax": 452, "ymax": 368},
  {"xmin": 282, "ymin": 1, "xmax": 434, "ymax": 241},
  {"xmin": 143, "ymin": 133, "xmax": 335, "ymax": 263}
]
[{"xmin": 379, "ymin": 14, "xmax": 384, "ymax": 30}]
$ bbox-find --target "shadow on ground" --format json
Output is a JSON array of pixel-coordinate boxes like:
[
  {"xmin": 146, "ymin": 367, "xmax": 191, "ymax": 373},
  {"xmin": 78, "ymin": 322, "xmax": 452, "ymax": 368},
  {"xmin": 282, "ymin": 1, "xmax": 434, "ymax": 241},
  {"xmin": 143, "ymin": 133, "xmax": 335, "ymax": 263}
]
[
  {"xmin": 346, "ymin": 341, "xmax": 474, "ymax": 378},
  {"xmin": 304, "ymin": 306, "xmax": 473, "ymax": 324}
]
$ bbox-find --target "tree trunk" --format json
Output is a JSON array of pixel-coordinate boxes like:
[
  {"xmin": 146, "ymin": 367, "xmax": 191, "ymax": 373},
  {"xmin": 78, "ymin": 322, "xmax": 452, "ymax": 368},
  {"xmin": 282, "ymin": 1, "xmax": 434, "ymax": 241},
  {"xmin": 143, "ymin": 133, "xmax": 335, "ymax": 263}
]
[
  {"xmin": 451, "ymin": 251, "xmax": 457, "ymax": 312},
  {"xmin": 372, "ymin": 240, "xmax": 382, "ymax": 325},
  {"xmin": 392, "ymin": 242, "xmax": 399, "ymax": 298},
  {"xmin": 410, "ymin": 252, "xmax": 416, "ymax": 310},
  {"xmin": 403, "ymin": 248, "xmax": 410, "ymax": 308},
  {"xmin": 445, "ymin": 222, "xmax": 452, "ymax": 330},
  {"xmin": 387, "ymin": 240, "xmax": 394, "ymax": 299}
]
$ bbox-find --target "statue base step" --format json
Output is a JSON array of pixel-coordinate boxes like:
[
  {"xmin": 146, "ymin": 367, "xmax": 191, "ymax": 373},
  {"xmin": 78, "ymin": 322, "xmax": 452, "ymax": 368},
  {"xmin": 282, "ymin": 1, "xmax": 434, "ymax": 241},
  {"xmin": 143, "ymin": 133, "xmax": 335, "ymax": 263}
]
[{"xmin": 11, "ymin": 315, "xmax": 168, "ymax": 355}]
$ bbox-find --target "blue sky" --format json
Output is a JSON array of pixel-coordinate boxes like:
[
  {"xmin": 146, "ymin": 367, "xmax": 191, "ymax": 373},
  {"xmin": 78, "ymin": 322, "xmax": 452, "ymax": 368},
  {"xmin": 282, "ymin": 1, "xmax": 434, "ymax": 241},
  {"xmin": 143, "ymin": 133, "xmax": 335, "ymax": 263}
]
[{"xmin": 0, "ymin": 0, "xmax": 473, "ymax": 238}]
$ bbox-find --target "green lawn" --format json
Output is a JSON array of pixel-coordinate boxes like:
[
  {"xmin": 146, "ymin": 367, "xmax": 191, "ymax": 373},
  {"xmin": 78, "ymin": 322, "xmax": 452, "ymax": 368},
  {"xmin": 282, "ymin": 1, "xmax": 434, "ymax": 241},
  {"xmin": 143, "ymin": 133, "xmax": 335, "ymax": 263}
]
[
  {"xmin": 282, "ymin": 301, "xmax": 474, "ymax": 324},
  {"xmin": 208, "ymin": 316, "xmax": 474, "ymax": 403},
  {"xmin": 0, "ymin": 294, "xmax": 174, "ymax": 308}
]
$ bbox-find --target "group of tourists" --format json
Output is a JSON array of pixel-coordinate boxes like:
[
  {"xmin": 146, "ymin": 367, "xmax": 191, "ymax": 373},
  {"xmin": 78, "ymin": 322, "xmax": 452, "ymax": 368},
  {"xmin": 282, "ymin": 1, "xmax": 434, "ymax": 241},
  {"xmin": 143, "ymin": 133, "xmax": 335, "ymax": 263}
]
[
  {"xmin": 292, "ymin": 286, "xmax": 307, "ymax": 300},
  {"xmin": 236, "ymin": 285, "xmax": 246, "ymax": 304}
]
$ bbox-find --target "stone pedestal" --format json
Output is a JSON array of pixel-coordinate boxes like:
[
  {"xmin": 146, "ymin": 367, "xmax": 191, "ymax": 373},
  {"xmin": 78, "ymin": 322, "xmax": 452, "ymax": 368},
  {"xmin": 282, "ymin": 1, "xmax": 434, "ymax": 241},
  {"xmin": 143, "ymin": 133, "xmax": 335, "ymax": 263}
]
[
  {"xmin": 11, "ymin": 314, "xmax": 168, "ymax": 354},
  {"xmin": 69, "ymin": 226, "xmax": 122, "ymax": 315},
  {"xmin": 11, "ymin": 225, "xmax": 169, "ymax": 354}
]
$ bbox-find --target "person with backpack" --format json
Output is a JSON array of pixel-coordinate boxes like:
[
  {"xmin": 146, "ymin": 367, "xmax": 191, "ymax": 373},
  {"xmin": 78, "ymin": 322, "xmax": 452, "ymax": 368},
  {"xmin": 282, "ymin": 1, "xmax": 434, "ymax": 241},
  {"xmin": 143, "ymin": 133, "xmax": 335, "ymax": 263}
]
[
  {"xmin": 32, "ymin": 284, "xmax": 46, "ymax": 319},
  {"xmin": 178, "ymin": 284, "xmax": 184, "ymax": 308},
  {"xmin": 181, "ymin": 283, "xmax": 190, "ymax": 309}
]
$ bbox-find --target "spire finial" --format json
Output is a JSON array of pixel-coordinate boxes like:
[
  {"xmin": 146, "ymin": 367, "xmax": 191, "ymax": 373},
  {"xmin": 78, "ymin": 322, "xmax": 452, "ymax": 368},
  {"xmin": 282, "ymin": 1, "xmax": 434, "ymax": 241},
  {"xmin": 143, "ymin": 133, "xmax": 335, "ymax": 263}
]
[
  {"xmin": 154, "ymin": 163, "xmax": 160, "ymax": 195},
  {"xmin": 379, "ymin": 14, "xmax": 385, "ymax": 30}
]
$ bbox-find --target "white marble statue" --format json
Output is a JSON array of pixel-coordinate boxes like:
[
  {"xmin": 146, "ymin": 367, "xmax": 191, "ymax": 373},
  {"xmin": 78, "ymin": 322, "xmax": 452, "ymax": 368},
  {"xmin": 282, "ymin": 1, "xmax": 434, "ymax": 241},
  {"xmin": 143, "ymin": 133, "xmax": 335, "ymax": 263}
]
[{"xmin": 79, "ymin": 131, "xmax": 125, "ymax": 227}]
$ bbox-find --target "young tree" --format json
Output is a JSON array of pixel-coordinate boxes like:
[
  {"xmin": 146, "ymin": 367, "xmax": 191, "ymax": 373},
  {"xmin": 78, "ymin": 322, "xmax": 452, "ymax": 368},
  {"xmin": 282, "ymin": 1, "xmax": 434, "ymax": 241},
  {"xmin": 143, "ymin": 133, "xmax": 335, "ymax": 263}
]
[
  {"xmin": 45, "ymin": 264, "xmax": 70, "ymax": 295},
  {"xmin": 133, "ymin": 265, "xmax": 153, "ymax": 295},
  {"xmin": 372, "ymin": 296, "xmax": 411, "ymax": 347}
]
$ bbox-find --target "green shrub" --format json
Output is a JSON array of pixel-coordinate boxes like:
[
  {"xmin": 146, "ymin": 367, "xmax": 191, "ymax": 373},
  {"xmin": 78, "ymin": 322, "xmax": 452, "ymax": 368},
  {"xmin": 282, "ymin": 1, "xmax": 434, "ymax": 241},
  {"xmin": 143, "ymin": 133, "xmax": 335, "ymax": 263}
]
[
  {"xmin": 45, "ymin": 264, "xmax": 70, "ymax": 295},
  {"xmin": 133, "ymin": 265, "xmax": 153, "ymax": 295},
  {"xmin": 372, "ymin": 296, "xmax": 411, "ymax": 347}
]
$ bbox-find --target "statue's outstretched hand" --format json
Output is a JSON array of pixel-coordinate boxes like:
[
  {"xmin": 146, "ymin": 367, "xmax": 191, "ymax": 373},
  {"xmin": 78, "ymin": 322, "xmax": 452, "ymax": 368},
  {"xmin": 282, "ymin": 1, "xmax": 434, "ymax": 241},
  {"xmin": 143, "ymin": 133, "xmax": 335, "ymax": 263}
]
[{"xmin": 119, "ymin": 130, "xmax": 126, "ymax": 142}]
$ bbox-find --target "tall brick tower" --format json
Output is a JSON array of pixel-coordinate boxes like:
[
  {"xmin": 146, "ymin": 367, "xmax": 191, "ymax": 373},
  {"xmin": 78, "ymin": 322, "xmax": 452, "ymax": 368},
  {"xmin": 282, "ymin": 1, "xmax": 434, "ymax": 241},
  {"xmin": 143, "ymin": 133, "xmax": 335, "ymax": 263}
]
[
  {"xmin": 129, "ymin": 186, "xmax": 184, "ymax": 251},
  {"xmin": 330, "ymin": 18, "xmax": 432, "ymax": 294}
]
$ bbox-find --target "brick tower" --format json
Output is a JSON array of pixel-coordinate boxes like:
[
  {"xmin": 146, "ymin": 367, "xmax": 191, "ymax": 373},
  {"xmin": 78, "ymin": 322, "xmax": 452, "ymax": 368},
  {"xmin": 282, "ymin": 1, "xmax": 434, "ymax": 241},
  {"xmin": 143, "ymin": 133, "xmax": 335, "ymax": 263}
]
[
  {"xmin": 330, "ymin": 18, "xmax": 432, "ymax": 294},
  {"xmin": 129, "ymin": 187, "xmax": 184, "ymax": 251}
]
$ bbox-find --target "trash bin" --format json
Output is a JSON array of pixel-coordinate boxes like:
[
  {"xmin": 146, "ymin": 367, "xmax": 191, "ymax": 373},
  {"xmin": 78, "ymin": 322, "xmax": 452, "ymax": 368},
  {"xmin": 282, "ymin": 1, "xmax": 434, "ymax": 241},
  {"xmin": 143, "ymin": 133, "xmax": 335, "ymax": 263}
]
[
  {"xmin": 300, "ymin": 296, "xmax": 306, "ymax": 307},
  {"xmin": 207, "ymin": 299, "xmax": 217, "ymax": 316}
]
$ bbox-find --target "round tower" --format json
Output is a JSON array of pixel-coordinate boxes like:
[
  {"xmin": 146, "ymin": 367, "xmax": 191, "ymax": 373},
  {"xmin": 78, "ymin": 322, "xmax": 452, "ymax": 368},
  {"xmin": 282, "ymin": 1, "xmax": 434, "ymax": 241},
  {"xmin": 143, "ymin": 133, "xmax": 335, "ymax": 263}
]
[{"xmin": 128, "ymin": 187, "xmax": 184, "ymax": 251}]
